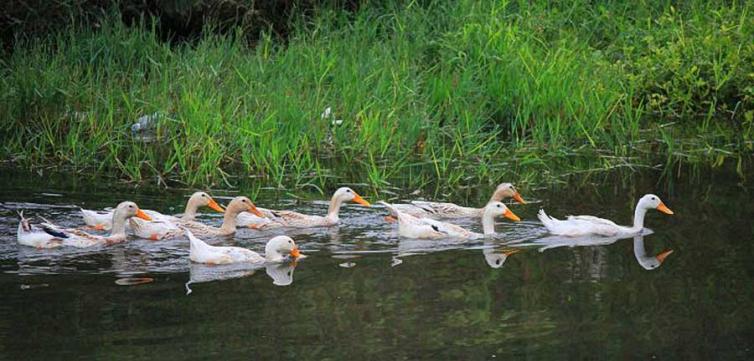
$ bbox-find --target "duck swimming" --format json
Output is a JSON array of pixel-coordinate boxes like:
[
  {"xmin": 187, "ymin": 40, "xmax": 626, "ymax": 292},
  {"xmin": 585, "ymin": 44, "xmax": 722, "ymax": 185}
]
[
  {"xmin": 537, "ymin": 194, "xmax": 673, "ymax": 237},
  {"xmin": 245, "ymin": 187, "xmax": 370, "ymax": 229},
  {"xmin": 388, "ymin": 182, "xmax": 526, "ymax": 220},
  {"xmin": 41, "ymin": 201, "xmax": 152, "ymax": 247},
  {"xmin": 187, "ymin": 229, "xmax": 302, "ymax": 265},
  {"xmin": 130, "ymin": 196, "xmax": 263, "ymax": 239},
  {"xmin": 80, "ymin": 191, "xmax": 224, "ymax": 231},
  {"xmin": 380, "ymin": 201, "xmax": 520, "ymax": 239}
]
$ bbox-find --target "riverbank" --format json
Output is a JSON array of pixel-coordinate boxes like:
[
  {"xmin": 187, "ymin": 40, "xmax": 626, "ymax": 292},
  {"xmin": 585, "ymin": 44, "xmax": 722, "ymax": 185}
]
[{"xmin": 1, "ymin": 1, "xmax": 752, "ymax": 190}]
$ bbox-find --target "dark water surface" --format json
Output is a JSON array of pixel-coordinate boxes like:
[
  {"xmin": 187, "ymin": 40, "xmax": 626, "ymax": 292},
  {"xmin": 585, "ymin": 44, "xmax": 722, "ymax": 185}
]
[{"xmin": 0, "ymin": 168, "xmax": 752, "ymax": 360}]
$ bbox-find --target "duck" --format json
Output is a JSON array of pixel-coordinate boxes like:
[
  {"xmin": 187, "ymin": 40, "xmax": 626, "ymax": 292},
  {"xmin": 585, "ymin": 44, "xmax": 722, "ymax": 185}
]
[
  {"xmin": 537, "ymin": 194, "xmax": 673, "ymax": 237},
  {"xmin": 387, "ymin": 182, "xmax": 526, "ymax": 220},
  {"xmin": 186, "ymin": 229, "xmax": 302, "ymax": 265},
  {"xmin": 16, "ymin": 211, "xmax": 64, "ymax": 249},
  {"xmin": 80, "ymin": 191, "xmax": 225, "ymax": 231},
  {"xmin": 41, "ymin": 201, "xmax": 152, "ymax": 247},
  {"xmin": 633, "ymin": 235, "xmax": 673, "ymax": 270},
  {"xmin": 380, "ymin": 201, "xmax": 520, "ymax": 239},
  {"xmin": 248, "ymin": 187, "xmax": 371, "ymax": 229},
  {"xmin": 130, "ymin": 196, "xmax": 264, "ymax": 239}
]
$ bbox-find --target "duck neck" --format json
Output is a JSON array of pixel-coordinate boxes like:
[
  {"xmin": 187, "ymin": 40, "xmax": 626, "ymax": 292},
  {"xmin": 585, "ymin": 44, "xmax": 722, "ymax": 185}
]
[
  {"xmin": 630, "ymin": 204, "xmax": 648, "ymax": 233},
  {"xmin": 182, "ymin": 199, "xmax": 199, "ymax": 221},
  {"xmin": 633, "ymin": 236, "xmax": 647, "ymax": 259},
  {"xmin": 488, "ymin": 190, "xmax": 504, "ymax": 204},
  {"xmin": 482, "ymin": 213, "xmax": 496, "ymax": 235},
  {"xmin": 110, "ymin": 212, "xmax": 128, "ymax": 237},
  {"xmin": 220, "ymin": 209, "xmax": 239, "ymax": 233},
  {"xmin": 326, "ymin": 196, "xmax": 343, "ymax": 223}
]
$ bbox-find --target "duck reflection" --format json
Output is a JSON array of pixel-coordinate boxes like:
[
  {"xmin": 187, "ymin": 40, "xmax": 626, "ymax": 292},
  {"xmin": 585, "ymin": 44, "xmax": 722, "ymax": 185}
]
[
  {"xmin": 482, "ymin": 241, "xmax": 520, "ymax": 269},
  {"xmin": 185, "ymin": 261, "xmax": 298, "ymax": 294},
  {"xmin": 512, "ymin": 233, "xmax": 628, "ymax": 252},
  {"xmin": 633, "ymin": 235, "xmax": 673, "ymax": 270},
  {"xmin": 265, "ymin": 262, "xmax": 297, "ymax": 286}
]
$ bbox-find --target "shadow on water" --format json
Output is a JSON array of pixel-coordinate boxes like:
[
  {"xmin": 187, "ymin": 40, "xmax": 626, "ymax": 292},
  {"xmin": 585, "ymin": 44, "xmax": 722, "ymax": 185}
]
[{"xmin": 0, "ymin": 165, "xmax": 752, "ymax": 360}]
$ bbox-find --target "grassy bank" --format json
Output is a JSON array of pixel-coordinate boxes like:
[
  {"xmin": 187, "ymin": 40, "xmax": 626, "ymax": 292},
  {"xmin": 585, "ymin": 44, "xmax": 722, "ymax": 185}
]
[{"xmin": 1, "ymin": 0, "xmax": 752, "ymax": 191}]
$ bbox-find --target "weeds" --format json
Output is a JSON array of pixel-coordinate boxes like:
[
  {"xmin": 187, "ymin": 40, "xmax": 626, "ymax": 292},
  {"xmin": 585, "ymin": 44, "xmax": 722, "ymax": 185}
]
[{"xmin": 0, "ymin": 1, "xmax": 752, "ymax": 191}]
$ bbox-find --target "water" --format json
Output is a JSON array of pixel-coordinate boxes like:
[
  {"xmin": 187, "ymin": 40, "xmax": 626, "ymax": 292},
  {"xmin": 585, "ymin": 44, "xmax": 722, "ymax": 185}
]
[{"xmin": 0, "ymin": 168, "xmax": 752, "ymax": 360}]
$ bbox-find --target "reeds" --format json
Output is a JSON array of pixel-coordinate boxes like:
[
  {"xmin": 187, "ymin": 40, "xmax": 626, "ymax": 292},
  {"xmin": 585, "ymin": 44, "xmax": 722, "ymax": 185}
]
[{"xmin": 1, "ymin": 0, "xmax": 751, "ymax": 191}]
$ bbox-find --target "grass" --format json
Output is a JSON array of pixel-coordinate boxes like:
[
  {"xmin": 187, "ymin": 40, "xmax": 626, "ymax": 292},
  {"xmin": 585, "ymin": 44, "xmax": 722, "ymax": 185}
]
[{"xmin": 1, "ymin": 0, "xmax": 752, "ymax": 193}]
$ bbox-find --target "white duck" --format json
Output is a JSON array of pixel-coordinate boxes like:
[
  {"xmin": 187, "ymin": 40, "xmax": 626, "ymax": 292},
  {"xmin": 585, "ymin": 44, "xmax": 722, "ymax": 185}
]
[
  {"xmin": 131, "ymin": 196, "xmax": 264, "ymax": 239},
  {"xmin": 80, "ymin": 191, "xmax": 225, "ymax": 230},
  {"xmin": 247, "ymin": 187, "xmax": 370, "ymax": 229},
  {"xmin": 633, "ymin": 235, "xmax": 673, "ymax": 270},
  {"xmin": 41, "ymin": 201, "xmax": 152, "ymax": 247},
  {"xmin": 389, "ymin": 182, "xmax": 526, "ymax": 220},
  {"xmin": 187, "ymin": 229, "xmax": 302, "ymax": 265},
  {"xmin": 538, "ymin": 194, "xmax": 673, "ymax": 237},
  {"xmin": 16, "ymin": 212, "xmax": 64, "ymax": 249},
  {"xmin": 380, "ymin": 201, "xmax": 520, "ymax": 239}
]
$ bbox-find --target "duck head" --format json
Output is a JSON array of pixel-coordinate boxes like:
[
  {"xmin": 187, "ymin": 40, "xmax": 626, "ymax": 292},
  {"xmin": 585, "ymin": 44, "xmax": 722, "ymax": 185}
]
[
  {"xmin": 483, "ymin": 201, "xmax": 521, "ymax": 222},
  {"xmin": 333, "ymin": 187, "xmax": 371, "ymax": 207},
  {"xmin": 638, "ymin": 194, "xmax": 674, "ymax": 215},
  {"xmin": 114, "ymin": 201, "xmax": 152, "ymax": 221},
  {"xmin": 226, "ymin": 196, "xmax": 264, "ymax": 217},
  {"xmin": 264, "ymin": 236, "xmax": 303, "ymax": 262},
  {"xmin": 492, "ymin": 183, "xmax": 526, "ymax": 204},
  {"xmin": 187, "ymin": 192, "xmax": 225, "ymax": 213}
]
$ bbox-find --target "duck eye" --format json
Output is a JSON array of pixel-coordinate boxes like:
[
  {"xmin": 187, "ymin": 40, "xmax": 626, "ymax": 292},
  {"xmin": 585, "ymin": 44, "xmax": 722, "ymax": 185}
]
[
  {"xmin": 346, "ymin": 189, "xmax": 351, "ymax": 193},
  {"xmin": 288, "ymin": 240, "xmax": 292, "ymax": 244},
  {"xmin": 496, "ymin": 260, "xmax": 501, "ymax": 265}
]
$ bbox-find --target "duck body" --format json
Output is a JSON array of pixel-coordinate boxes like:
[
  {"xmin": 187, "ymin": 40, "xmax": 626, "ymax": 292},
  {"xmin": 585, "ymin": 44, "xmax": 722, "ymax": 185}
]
[
  {"xmin": 130, "ymin": 195, "xmax": 252, "ymax": 240},
  {"xmin": 388, "ymin": 183, "xmax": 526, "ymax": 220},
  {"xmin": 187, "ymin": 229, "xmax": 301, "ymax": 265},
  {"xmin": 538, "ymin": 194, "xmax": 674, "ymax": 237},
  {"xmin": 43, "ymin": 201, "xmax": 152, "ymax": 247},
  {"xmin": 82, "ymin": 192, "xmax": 224, "ymax": 232},
  {"xmin": 254, "ymin": 187, "xmax": 370, "ymax": 230},
  {"xmin": 16, "ymin": 212, "xmax": 64, "ymax": 249},
  {"xmin": 380, "ymin": 201, "xmax": 520, "ymax": 240},
  {"xmin": 236, "ymin": 210, "xmax": 274, "ymax": 228}
]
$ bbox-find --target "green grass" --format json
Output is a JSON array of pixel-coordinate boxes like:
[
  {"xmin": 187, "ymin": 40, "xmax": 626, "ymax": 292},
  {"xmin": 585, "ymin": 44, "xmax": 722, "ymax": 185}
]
[{"xmin": 1, "ymin": 0, "xmax": 752, "ymax": 192}]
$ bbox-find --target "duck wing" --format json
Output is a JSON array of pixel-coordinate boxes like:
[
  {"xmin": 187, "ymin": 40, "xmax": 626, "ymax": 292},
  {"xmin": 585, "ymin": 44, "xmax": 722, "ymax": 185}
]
[
  {"xmin": 566, "ymin": 215, "xmax": 620, "ymax": 228},
  {"xmin": 410, "ymin": 201, "xmax": 480, "ymax": 218}
]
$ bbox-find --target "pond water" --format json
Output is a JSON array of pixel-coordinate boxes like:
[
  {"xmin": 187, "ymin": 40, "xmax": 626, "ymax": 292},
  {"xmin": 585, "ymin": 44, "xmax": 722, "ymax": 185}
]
[{"xmin": 0, "ymin": 167, "xmax": 752, "ymax": 360}]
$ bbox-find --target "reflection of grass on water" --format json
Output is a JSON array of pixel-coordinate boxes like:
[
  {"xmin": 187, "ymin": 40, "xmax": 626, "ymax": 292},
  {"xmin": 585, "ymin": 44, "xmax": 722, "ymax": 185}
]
[{"xmin": 1, "ymin": 1, "xmax": 752, "ymax": 190}]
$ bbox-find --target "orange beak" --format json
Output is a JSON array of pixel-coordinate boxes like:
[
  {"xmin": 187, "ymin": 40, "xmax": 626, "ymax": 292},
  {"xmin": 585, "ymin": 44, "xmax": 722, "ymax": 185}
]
[
  {"xmin": 503, "ymin": 209, "xmax": 521, "ymax": 222},
  {"xmin": 512, "ymin": 192, "xmax": 526, "ymax": 204},
  {"xmin": 207, "ymin": 198, "xmax": 225, "ymax": 213},
  {"xmin": 352, "ymin": 193, "xmax": 371, "ymax": 207},
  {"xmin": 502, "ymin": 249, "xmax": 520, "ymax": 257},
  {"xmin": 656, "ymin": 202, "xmax": 674, "ymax": 215},
  {"xmin": 248, "ymin": 203, "xmax": 265, "ymax": 218},
  {"xmin": 290, "ymin": 247, "xmax": 301, "ymax": 259},
  {"xmin": 135, "ymin": 209, "xmax": 152, "ymax": 221},
  {"xmin": 655, "ymin": 249, "xmax": 674, "ymax": 263}
]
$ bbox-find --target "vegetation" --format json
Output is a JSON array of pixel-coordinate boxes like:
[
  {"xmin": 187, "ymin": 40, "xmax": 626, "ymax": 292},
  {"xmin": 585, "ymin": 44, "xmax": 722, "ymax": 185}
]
[{"xmin": 1, "ymin": 0, "xmax": 752, "ymax": 191}]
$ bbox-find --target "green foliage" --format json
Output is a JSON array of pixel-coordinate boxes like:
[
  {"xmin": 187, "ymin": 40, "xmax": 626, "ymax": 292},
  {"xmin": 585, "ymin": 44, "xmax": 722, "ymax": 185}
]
[{"xmin": 0, "ymin": 0, "xmax": 751, "ymax": 189}]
